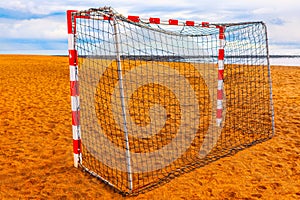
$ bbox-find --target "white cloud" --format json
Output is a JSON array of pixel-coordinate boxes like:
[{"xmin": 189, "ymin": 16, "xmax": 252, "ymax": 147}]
[
  {"xmin": 0, "ymin": 16, "xmax": 65, "ymax": 39},
  {"xmin": 269, "ymin": 20, "xmax": 300, "ymax": 43},
  {"xmin": 0, "ymin": 0, "xmax": 26, "ymax": 10},
  {"xmin": 0, "ymin": 0, "xmax": 65, "ymax": 14}
]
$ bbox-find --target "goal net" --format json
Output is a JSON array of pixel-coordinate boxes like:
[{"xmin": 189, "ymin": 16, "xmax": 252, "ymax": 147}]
[{"xmin": 67, "ymin": 7, "xmax": 275, "ymax": 195}]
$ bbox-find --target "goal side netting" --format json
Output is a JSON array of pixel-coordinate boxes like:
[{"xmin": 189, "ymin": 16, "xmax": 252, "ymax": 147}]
[{"xmin": 67, "ymin": 7, "xmax": 275, "ymax": 195}]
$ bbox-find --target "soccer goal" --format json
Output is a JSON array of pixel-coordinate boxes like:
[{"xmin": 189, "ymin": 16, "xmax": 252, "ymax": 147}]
[{"xmin": 67, "ymin": 7, "xmax": 275, "ymax": 195}]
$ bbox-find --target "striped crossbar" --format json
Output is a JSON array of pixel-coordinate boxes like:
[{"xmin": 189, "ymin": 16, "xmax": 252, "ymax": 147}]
[{"xmin": 71, "ymin": 10, "xmax": 222, "ymax": 28}]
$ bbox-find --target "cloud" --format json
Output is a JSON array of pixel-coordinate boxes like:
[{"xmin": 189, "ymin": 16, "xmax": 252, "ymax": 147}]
[
  {"xmin": 0, "ymin": 0, "xmax": 68, "ymax": 15},
  {"xmin": 0, "ymin": 15, "xmax": 66, "ymax": 40},
  {"xmin": 270, "ymin": 18, "xmax": 285, "ymax": 26}
]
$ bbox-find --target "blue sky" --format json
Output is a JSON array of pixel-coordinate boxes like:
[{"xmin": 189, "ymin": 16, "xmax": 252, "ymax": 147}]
[{"xmin": 0, "ymin": 0, "xmax": 299, "ymax": 55}]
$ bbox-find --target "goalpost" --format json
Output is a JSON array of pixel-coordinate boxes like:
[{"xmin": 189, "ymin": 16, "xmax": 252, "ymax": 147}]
[{"xmin": 67, "ymin": 7, "xmax": 275, "ymax": 195}]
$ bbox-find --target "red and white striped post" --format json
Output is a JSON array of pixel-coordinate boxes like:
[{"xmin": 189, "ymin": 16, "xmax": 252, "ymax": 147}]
[
  {"xmin": 67, "ymin": 10, "xmax": 81, "ymax": 168},
  {"xmin": 216, "ymin": 26, "xmax": 225, "ymax": 127}
]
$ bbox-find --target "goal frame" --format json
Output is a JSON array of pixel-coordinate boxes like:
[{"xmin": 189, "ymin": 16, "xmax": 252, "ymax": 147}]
[
  {"xmin": 67, "ymin": 7, "xmax": 229, "ymax": 166},
  {"xmin": 67, "ymin": 7, "xmax": 275, "ymax": 195}
]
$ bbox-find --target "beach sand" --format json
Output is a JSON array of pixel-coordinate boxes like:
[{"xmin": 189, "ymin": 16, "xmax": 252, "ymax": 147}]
[{"xmin": 0, "ymin": 55, "xmax": 299, "ymax": 199}]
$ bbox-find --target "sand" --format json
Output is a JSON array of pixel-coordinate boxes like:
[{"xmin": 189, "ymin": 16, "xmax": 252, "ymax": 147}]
[{"xmin": 0, "ymin": 55, "xmax": 299, "ymax": 199}]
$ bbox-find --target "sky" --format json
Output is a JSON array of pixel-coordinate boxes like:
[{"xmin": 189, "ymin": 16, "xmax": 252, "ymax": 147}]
[{"xmin": 0, "ymin": 0, "xmax": 299, "ymax": 55}]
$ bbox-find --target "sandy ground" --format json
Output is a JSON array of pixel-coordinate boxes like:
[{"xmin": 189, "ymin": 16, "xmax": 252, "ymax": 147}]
[{"xmin": 0, "ymin": 55, "xmax": 299, "ymax": 199}]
